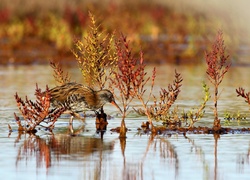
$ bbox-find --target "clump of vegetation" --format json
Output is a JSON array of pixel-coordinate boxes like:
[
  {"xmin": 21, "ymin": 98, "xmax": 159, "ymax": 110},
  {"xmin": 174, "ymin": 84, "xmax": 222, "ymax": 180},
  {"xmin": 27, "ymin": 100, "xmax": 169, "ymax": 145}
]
[
  {"xmin": 205, "ymin": 30, "xmax": 231, "ymax": 130},
  {"xmin": 72, "ymin": 12, "xmax": 116, "ymax": 90},
  {"xmin": 147, "ymin": 70, "xmax": 183, "ymax": 126},
  {"xmin": 13, "ymin": 84, "xmax": 65, "ymax": 133},
  {"xmin": 12, "ymin": 10, "xmax": 250, "ymax": 136}
]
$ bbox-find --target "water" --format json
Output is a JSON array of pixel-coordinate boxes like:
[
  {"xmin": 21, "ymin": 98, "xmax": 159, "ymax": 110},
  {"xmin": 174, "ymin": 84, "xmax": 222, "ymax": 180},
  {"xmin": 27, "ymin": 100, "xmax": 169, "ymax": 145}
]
[{"xmin": 1, "ymin": 64, "xmax": 250, "ymax": 180}]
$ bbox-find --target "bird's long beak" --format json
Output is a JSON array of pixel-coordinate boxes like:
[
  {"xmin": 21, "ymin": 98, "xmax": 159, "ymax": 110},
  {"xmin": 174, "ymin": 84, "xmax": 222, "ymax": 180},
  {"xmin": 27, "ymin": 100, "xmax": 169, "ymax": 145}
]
[{"xmin": 111, "ymin": 101, "xmax": 122, "ymax": 114}]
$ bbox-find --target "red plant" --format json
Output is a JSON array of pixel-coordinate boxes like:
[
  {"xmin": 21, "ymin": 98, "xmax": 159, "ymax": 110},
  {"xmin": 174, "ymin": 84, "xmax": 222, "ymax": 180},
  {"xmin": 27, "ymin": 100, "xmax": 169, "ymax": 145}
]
[
  {"xmin": 205, "ymin": 30, "xmax": 231, "ymax": 129},
  {"xmin": 14, "ymin": 84, "xmax": 65, "ymax": 132},
  {"xmin": 111, "ymin": 33, "xmax": 152, "ymax": 137},
  {"xmin": 236, "ymin": 87, "xmax": 250, "ymax": 106}
]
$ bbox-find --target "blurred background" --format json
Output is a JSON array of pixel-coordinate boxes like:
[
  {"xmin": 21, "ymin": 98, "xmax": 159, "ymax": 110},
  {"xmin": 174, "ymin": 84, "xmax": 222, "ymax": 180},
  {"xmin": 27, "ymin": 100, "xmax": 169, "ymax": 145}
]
[{"xmin": 0, "ymin": 0, "xmax": 250, "ymax": 65}]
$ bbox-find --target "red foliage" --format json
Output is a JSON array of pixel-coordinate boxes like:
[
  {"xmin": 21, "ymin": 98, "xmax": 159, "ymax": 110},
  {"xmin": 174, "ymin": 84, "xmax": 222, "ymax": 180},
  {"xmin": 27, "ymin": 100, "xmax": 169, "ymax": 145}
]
[
  {"xmin": 236, "ymin": 87, "xmax": 250, "ymax": 105},
  {"xmin": 205, "ymin": 30, "xmax": 231, "ymax": 85},
  {"xmin": 14, "ymin": 84, "xmax": 65, "ymax": 132},
  {"xmin": 205, "ymin": 30, "xmax": 231, "ymax": 129}
]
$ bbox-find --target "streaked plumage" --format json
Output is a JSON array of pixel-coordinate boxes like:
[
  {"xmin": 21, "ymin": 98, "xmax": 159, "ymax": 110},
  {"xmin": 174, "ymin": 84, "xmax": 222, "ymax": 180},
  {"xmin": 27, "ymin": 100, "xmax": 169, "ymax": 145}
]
[{"xmin": 49, "ymin": 82, "xmax": 121, "ymax": 123}]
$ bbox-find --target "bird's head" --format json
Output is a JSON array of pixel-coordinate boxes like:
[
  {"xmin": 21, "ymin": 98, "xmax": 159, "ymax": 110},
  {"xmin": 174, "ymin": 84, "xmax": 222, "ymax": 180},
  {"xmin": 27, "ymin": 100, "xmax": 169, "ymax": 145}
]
[{"xmin": 98, "ymin": 89, "xmax": 122, "ymax": 113}]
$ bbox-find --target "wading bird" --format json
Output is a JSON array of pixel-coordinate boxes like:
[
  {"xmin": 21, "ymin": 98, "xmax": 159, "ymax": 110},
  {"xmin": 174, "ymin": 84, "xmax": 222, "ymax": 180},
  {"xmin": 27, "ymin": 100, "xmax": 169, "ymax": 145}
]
[{"xmin": 48, "ymin": 82, "xmax": 121, "ymax": 123}]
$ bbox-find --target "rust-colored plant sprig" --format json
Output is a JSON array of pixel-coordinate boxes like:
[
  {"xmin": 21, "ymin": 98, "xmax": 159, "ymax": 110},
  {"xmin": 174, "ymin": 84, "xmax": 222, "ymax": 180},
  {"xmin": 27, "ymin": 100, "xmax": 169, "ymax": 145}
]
[
  {"xmin": 236, "ymin": 87, "xmax": 250, "ymax": 106},
  {"xmin": 50, "ymin": 61, "xmax": 71, "ymax": 85},
  {"xmin": 13, "ymin": 84, "xmax": 65, "ymax": 133}
]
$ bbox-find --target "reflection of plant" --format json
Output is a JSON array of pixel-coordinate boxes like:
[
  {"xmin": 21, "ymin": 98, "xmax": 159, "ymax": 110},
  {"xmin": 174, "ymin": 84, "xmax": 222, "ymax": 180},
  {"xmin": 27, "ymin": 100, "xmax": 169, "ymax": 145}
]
[
  {"xmin": 15, "ymin": 133, "xmax": 54, "ymax": 169},
  {"xmin": 50, "ymin": 61, "xmax": 71, "ymax": 85},
  {"xmin": 13, "ymin": 84, "xmax": 65, "ymax": 133},
  {"xmin": 185, "ymin": 82, "xmax": 210, "ymax": 127},
  {"xmin": 72, "ymin": 12, "xmax": 116, "ymax": 90},
  {"xmin": 236, "ymin": 87, "xmax": 250, "ymax": 108},
  {"xmin": 205, "ymin": 30, "xmax": 231, "ymax": 129}
]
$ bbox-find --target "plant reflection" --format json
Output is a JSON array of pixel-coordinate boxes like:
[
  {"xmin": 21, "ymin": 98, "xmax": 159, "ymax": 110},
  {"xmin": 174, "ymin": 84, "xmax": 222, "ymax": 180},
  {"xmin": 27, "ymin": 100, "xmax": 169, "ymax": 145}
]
[
  {"xmin": 120, "ymin": 134, "xmax": 179, "ymax": 179},
  {"xmin": 184, "ymin": 133, "xmax": 220, "ymax": 179},
  {"xmin": 11, "ymin": 127, "xmax": 229, "ymax": 179},
  {"xmin": 213, "ymin": 134, "xmax": 220, "ymax": 180},
  {"xmin": 95, "ymin": 123, "xmax": 107, "ymax": 140},
  {"xmin": 236, "ymin": 141, "xmax": 250, "ymax": 173},
  {"xmin": 15, "ymin": 132, "xmax": 52, "ymax": 168},
  {"xmin": 13, "ymin": 124, "xmax": 114, "ymax": 173}
]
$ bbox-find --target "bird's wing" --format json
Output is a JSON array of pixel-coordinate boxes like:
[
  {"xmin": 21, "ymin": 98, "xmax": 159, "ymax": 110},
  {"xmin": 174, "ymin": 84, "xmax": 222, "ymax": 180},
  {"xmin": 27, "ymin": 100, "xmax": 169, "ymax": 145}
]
[{"xmin": 49, "ymin": 83, "xmax": 96, "ymax": 108}]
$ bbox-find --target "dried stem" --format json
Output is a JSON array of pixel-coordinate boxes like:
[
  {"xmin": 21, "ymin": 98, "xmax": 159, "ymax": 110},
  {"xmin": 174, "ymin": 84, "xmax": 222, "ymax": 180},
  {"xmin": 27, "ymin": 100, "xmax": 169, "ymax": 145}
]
[{"xmin": 111, "ymin": 33, "xmax": 137, "ymax": 119}]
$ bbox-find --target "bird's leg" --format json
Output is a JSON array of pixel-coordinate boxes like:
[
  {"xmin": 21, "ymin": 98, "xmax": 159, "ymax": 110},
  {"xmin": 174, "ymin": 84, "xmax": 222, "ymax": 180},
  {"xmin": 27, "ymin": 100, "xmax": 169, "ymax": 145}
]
[
  {"xmin": 94, "ymin": 110, "xmax": 99, "ymax": 116},
  {"xmin": 100, "ymin": 107, "xmax": 104, "ymax": 114},
  {"xmin": 95, "ymin": 107, "xmax": 107, "ymax": 124},
  {"xmin": 68, "ymin": 122, "xmax": 74, "ymax": 135},
  {"xmin": 69, "ymin": 113, "xmax": 74, "ymax": 124},
  {"xmin": 95, "ymin": 110, "xmax": 100, "ymax": 124},
  {"xmin": 71, "ymin": 112, "xmax": 86, "ymax": 123}
]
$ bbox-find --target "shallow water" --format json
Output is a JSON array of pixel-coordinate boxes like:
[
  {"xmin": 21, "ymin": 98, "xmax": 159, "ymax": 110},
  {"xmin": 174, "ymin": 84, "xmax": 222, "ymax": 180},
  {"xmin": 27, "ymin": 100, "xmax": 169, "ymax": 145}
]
[{"xmin": 1, "ymin": 64, "xmax": 250, "ymax": 180}]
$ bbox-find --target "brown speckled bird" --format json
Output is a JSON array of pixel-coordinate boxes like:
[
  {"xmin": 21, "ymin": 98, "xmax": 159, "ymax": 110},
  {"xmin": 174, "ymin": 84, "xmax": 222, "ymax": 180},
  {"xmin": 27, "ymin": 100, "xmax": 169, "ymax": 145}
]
[{"xmin": 49, "ymin": 82, "xmax": 121, "ymax": 123}]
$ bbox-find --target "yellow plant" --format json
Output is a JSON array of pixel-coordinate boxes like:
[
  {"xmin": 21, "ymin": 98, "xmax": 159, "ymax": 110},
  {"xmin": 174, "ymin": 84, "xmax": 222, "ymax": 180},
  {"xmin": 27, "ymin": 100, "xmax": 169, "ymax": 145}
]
[{"xmin": 72, "ymin": 12, "xmax": 117, "ymax": 89}]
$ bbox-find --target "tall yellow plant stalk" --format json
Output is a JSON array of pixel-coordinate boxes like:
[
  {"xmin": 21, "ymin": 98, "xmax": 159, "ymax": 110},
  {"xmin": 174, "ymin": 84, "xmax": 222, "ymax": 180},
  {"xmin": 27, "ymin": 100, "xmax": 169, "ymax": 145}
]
[{"xmin": 72, "ymin": 12, "xmax": 117, "ymax": 90}]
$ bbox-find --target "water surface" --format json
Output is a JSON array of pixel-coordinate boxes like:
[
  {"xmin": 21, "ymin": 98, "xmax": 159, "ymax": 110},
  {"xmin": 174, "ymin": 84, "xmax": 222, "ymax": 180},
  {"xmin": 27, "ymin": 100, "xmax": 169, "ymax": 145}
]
[{"xmin": 1, "ymin": 64, "xmax": 250, "ymax": 180}]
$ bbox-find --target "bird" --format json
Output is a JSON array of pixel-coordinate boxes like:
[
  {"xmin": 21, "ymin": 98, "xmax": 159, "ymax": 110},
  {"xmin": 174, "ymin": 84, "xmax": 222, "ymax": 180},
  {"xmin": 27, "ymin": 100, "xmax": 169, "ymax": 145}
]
[{"xmin": 48, "ymin": 82, "xmax": 122, "ymax": 123}]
